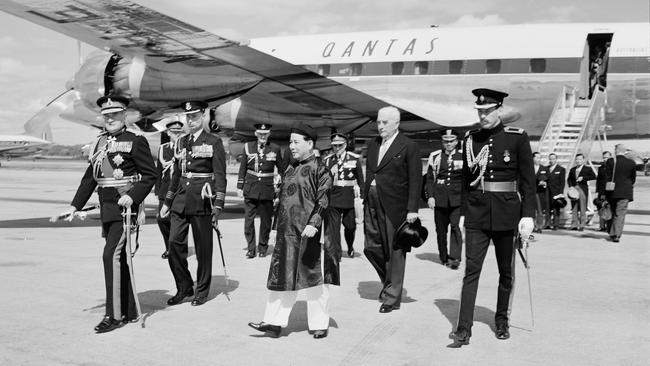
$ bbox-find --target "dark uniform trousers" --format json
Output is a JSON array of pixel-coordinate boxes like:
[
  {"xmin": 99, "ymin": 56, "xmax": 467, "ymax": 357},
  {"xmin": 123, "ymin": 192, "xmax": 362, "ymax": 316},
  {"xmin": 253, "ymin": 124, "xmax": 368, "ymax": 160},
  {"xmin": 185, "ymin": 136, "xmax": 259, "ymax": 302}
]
[
  {"xmin": 157, "ymin": 200, "xmax": 170, "ymax": 252},
  {"xmin": 434, "ymin": 206, "xmax": 462, "ymax": 262},
  {"xmin": 102, "ymin": 221, "xmax": 137, "ymax": 320},
  {"xmin": 326, "ymin": 206, "xmax": 356, "ymax": 251},
  {"xmin": 458, "ymin": 228, "xmax": 515, "ymax": 330},
  {"xmin": 168, "ymin": 211, "xmax": 213, "ymax": 295},
  {"xmin": 244, "ymin": 198, "xmax": 273, "ymax": 252},
  {"xmin": 364, "ymin": 186, "xmax": 406, "ymax": 307}
]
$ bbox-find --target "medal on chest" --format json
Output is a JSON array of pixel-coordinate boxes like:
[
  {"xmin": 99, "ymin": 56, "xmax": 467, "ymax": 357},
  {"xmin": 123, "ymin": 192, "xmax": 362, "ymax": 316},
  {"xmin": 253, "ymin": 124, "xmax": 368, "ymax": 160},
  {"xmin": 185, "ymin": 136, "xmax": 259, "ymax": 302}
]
[
  {"xmin": 112, "ymin": 153, "xmax": 124, "ymax": 167},
  {"xmin": 504, "ymin": 150, "xmax": 511, "ymax": 163}
]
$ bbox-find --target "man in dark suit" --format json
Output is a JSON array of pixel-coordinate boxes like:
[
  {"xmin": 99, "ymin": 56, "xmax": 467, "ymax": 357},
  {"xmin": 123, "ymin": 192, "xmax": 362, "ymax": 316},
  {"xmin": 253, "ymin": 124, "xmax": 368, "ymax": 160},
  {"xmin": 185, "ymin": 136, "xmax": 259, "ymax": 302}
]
[
  {"xmin": 53, "ymin": 95, "xmax": 157, "ymax": 333},
  {"xmin": 595, "ymin": 151, "xmax": 612, "ymax": 231},
  {"xmin": 451, "ymin": 88, "xmax": 535, "ymax": 346},
  {"xmin": 567, "ymin": 153, "xmax": 596, "ymax": 231},
  {"xmin": 160, "ymin": 100, "xmax": 227, "ymax": 307},
  {"xmin": 237, "ymin": 123, "xmax": 283, "ymax": 258},
  {"xmin": 605, "ymin": 144, "xmax": 636, "ymax": 242},
  {"xmin": 363, "ymin": 106, "xmax": 421, "ymax": 314},
  {"xmin": 533, "ymin": 152, "xmax": 550, "ymax": 233},
  {"xmin": 155, "ymin": 118, "xmax": 185, "ymax": 259},
  {"xmin": 547, "ymin": 153, "xmax": 566, "ymax": 230},
  {"xmin": 424, "ymin": 129, "xmax": 463, "ymax": 269}
]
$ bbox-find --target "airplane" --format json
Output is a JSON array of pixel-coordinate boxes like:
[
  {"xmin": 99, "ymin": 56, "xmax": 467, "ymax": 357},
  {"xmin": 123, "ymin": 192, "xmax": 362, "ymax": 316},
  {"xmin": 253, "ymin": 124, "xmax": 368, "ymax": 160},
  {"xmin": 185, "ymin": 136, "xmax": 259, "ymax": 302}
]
[
  {"xmin": 0, "ymin": 1, "xmax": 648, "ymax": 158},
  {"xmin": 0, "ymin": 134, "xmax": 51, "ymax": 160}
]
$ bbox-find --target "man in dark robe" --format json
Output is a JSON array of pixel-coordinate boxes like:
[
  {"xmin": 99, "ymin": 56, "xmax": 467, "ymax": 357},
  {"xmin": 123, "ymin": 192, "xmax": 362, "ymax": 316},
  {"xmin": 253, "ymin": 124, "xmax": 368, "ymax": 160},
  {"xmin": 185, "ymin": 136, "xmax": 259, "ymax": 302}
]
[{"xmin": 248, "ymin": 124, "xmax": 333, "ymax": 339}]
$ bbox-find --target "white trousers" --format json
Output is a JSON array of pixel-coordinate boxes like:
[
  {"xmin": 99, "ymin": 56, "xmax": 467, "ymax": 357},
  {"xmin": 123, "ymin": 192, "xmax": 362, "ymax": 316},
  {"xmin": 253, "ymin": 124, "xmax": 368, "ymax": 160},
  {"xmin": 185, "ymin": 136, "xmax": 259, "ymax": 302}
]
[{"xmin": 262, "ymin": 284, "xmax": 330, "ymax": 330}]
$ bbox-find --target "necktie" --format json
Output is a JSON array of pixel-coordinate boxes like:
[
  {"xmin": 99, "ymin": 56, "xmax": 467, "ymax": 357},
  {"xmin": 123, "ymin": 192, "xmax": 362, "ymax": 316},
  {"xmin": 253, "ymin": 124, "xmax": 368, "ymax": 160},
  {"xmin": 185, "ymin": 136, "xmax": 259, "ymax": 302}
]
[{"xmin": 378, "ymin": 141, "xmax": 388, "ymax": 166}]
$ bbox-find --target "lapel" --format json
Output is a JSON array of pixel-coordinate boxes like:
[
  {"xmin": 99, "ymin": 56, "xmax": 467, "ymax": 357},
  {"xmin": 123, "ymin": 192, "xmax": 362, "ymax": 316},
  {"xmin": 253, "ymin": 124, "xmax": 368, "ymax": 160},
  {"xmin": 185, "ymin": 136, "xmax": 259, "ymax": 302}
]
[
  {"xmin": 377, "ymin": 133, "xmax": 406, "ymax": 171},
  {"xmin": 367, "ymin": 138, "xmax": 380, "ymax": 172}
]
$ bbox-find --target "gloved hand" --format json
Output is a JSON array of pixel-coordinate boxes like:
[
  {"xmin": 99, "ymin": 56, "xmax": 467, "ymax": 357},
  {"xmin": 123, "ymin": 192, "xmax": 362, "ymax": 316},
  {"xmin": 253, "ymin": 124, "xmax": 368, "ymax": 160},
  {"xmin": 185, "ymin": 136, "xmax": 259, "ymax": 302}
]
[
  {"xmin": 212, "ymin": 207, "xmax": 222, "ymax": 227},
  {"xmin": 117, "ymin": 194, "xmax": 133, "ymax": 207},
  {"xmin": 302, "ymin": 225, "xmax": 318, "ymax": 238},
  {"xmin": 160, "ymin": 204, "xmax": 170, "ymax": 219},
  {"xmin": 406, "ymin": 212, "xmax": 419, "ymax": 224},
  {"xmin": 518, "ymin": 217, "xmax": 534, "ymax": 241},
  {"xmin": 50, "ymin": 205, "xmax": 77, "ymax": 223},
  {"xmin": 427, "ymin": 198, "xmax": 435, "ymax": 210},
  {"xmin": 353, "ymin": 185, "xmax": 361, "ymax": 198}
]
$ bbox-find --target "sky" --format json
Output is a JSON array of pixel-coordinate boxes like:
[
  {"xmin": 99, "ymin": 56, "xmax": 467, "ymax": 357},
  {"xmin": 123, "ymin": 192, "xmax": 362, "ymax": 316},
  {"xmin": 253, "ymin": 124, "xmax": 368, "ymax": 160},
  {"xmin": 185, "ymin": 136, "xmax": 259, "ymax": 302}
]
[{"xmin": 0, "ymin": 0, "xmax": 648, "ymax": 145}]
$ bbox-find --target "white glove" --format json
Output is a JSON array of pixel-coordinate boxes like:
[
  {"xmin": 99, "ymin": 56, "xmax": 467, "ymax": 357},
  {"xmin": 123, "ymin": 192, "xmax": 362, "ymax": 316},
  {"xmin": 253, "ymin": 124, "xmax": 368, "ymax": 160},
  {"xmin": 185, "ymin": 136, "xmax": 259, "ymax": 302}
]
[
  {"xmin": 237, "ymin": 189, "xmax": 243, "ymax": 198},
  {"xmin": 117, "ymin": 194, "xmax": 133, "ymax": 207},
  {"xmin": 353, "ymin": 185, "xmax": 361, "ymax": 198},
  {"xmin": 406, "ymin": 212, "xmax": 419, "ymax": 223},
  {"xmin": 518, "ymin": 217, "xmax": 534, "ymax": 240}
]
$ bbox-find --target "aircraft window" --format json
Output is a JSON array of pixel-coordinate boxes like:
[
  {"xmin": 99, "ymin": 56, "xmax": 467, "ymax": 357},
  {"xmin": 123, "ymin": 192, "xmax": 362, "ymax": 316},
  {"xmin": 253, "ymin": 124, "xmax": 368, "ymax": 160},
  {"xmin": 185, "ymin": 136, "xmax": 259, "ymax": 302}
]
[
  {"xmin": 530, "ymin": 58, "xmax": 546, "ymax": 73},
  {"xmin": 486, "ymin": 59, "xmax": 501, "ymax": 73},
  {"xmin": 318, "ymin": 64, "xmax": 331, "ymax": 76},
  {"xmin": 414, "ymin": 61, "xmax": 429, "ymax": 75},
  {"xmin": 449, "ymin": 60, "xmax": 464, "ymax": 74},
  {"xmin": 350, "ymin": 63, "xmax": 363, "ymax": 76},
  {"xmin": 391, "ymin": 62, "xmax": 404, "ymax": 75}
]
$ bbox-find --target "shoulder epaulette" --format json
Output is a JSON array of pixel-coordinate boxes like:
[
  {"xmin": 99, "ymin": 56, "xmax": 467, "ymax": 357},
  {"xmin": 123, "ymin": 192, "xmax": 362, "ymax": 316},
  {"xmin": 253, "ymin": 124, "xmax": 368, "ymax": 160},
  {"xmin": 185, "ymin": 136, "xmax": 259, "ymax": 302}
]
[
  {"xmin": 126, "ymin": 128, "xmax": 143, "ymax": 136},
  {"xmin": 322, "ymin": 153, "xmax": 334, "ymax": 161},
  {"xmin": 429, "ymin": 150, "xmax": 442, "ymax": 158},
  {"xmin": 504, "ymin": 126, "xmax": 524, "ymax": 134},
  {"xmin": 347, "ymin": 151, "xmax": 360, "ymax": 158},
  {"xmin": 465, "ymin": 129, "xmax": 479, "ymax": 137}
]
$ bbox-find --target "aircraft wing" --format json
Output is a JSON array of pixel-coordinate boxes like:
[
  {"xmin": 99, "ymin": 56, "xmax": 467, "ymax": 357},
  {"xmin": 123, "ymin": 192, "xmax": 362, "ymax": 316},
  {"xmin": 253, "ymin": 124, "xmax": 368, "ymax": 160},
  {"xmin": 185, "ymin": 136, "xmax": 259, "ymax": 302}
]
[{"xmin": 0, "ymin": 0, "xmax": 434, "ymax": 136}]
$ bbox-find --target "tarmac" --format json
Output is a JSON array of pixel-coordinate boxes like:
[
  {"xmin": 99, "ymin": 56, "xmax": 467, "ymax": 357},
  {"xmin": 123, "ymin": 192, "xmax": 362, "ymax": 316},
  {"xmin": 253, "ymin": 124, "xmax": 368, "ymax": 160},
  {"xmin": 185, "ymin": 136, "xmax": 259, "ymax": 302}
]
[{"xmin": 0, "ymin": 159, "xmax": 648, "ymax": 366}]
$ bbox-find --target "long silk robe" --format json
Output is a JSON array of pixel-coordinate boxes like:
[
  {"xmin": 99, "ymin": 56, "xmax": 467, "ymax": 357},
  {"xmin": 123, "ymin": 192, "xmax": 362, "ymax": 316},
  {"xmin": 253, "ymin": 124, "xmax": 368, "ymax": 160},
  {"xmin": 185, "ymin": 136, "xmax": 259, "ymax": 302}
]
[{"xmin": 267, "ymin": 154, "xmax": 333, "ymax": 291}]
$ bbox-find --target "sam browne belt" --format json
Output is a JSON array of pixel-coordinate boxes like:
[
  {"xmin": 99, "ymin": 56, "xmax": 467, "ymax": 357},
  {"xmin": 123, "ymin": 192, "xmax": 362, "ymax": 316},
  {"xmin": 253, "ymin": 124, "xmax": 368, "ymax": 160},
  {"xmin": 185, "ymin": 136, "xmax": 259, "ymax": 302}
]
[
  {"xmin": 182, "ymin": 172, "xmax": 214, "ymax": 179},
  {"xmin": 247, "ymin": 170, "xmax": 274, "ymax": 178},
  {"xmin": 96, "ymin": 175, "xmax": 140, "ymax": 187},
  {"xmin": 475, "ymin": 181, "xmax": 518, "ymax": 193}
]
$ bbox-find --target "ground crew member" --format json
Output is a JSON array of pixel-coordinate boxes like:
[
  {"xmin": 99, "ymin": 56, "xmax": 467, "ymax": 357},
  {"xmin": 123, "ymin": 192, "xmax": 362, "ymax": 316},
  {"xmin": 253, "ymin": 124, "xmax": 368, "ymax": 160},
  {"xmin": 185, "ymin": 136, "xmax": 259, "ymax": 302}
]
[
  {"xmin": 160, "ymin": 100, "xmax": 227, "ymax": 307},
  {"xmin": 237, "ymin": 123, "xmax": 282, "ymax": 258},
  {"xmin": 55, "ymin": 95, "xmax": 156, "ymax": 333},
  {"xmin": 424, "ymin": 129, "xmax": 463, "ymax": 269},
  {"xmin": 323, "ymin": 132, "xmax": 364, "ymax": 258},
  {"xmin": 451, "ymin": 89, "xmax": 535, "ymax": 346},
  {"xmin": 155, "ymin": 118, "xmax": 185, "ymax": 259}
]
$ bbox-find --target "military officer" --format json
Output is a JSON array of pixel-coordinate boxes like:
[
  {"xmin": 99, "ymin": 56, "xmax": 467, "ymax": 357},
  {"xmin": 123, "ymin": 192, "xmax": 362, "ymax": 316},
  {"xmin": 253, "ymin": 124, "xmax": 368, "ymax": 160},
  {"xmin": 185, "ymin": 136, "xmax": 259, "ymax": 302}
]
[
  {"xmin": 160, "ymin": 100, "xmax": 227, "ymax": 307},
  {"xmin": 424, "ymin": 129, "xmax": 463, "ymax": 269},
  {"xmin": 54, "ymin": 95, "xmax": 156, "ymax": 333},
  {"xmin": 323, "ymin": 132, "xmax": 364, "ymax": 258},
  {"xmin": 451, "ymin": 89, "xmax": 535, "ymax": 346},
  {"xmin": 237, "ymin": 123, "xmax": 283, "ymax": 258},
  {"xmin": 155, "ymin": 118, "xmax": 185, "ymax": 259}
]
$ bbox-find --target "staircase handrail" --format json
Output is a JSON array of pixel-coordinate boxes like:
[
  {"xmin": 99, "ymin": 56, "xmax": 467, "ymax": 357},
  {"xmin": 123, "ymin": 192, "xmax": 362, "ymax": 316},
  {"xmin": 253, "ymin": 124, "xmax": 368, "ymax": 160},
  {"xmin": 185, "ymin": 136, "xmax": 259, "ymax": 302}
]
[
  {"xmin": 538, "ymin": 85, "xmax": 577, "ymax": 154},
  {"xmin": 564, "ymin": 88, "xmax": 607, "ymax": 170}
]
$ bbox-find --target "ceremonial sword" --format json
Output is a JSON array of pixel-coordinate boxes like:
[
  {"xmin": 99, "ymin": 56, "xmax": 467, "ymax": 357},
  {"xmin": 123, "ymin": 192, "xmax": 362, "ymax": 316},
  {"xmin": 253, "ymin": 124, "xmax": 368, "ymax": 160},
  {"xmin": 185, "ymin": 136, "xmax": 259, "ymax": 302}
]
[
  {"xmin": 122, "ymin": 206, "xmax": 144, "ymax": 327},
  {"xmin": 516, "ymin": 233, "xmax": 534, "ymax": 328}
]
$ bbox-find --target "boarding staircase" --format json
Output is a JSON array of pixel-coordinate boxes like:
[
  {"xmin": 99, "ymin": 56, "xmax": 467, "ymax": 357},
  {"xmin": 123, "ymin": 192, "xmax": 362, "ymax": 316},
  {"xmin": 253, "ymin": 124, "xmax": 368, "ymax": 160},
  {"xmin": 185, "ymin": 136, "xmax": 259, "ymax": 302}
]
[{"xmin": 537, "ymin": 86, "xmax": 607, "ymax": 170}]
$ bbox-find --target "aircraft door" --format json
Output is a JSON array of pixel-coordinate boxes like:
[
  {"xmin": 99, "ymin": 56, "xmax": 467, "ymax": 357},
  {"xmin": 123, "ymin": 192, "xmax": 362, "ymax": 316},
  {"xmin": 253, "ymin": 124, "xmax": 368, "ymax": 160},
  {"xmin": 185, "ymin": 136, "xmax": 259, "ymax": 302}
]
[{"xmin": 579, "ymin": 33, "xmax": 614, "ymax": 99}]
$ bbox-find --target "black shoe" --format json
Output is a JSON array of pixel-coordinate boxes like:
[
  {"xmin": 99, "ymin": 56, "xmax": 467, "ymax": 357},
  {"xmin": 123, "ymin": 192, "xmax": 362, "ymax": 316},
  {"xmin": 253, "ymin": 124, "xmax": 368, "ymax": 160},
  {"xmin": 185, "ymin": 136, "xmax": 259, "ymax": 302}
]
[
  {"xmin": 161, "ymin": 251, "xmax": 169, "ymax": 259},
  {"xmin": 449, "ymin": 328, "xmax": 471, "ymax": 347},
  {"xmin": 379, "ymin": 304, "xmax": 399, "ymax": 313},
  {"xmin": 191, "ymin": 296, "xmax": 207, "ymax": 306},
  {"xmin": 347, "ymin": 248, "xmax": 355, "ymax": 258},
  {"xmin": 570, "ymin": 227, "xmax": 578, "ymax": 231},
  {"xmin": 552, "ymin": 226, "xmax": 558, "ymax": 231},
  {"xmin": 246, "ymin": 250, "xmax": 256, "ymax": 259},
  {"xmin": 94, "ymin": 316, "xmax": 124, "ymax": 333},
  {"xmin": 543, "ymin": 226, "xmax": 551, "ymax": 230},
  {"xmin": 495, "ymin": 324, "xmax": 510, "ymax": 340},
  {"xmin": 447, "ymin": 259, "xmax": 460, "ymax": 270},
  {"xmin": 258, "ymin": 248, "xmax": 267, "ymax": 258},
  {"xmin": 313, "ymin": 329, "xmax": 328, "ymax": 339},
  {"xmin": 167, "ymin": 289, "xmax": 194, "ymax": 305},
  {"xmin": 248, "ymin": 322, "xmax": 281, "ymax": 338},
  {"xmin": 613, "ymin": 237, "xmax": 620, "ymax": 243}
]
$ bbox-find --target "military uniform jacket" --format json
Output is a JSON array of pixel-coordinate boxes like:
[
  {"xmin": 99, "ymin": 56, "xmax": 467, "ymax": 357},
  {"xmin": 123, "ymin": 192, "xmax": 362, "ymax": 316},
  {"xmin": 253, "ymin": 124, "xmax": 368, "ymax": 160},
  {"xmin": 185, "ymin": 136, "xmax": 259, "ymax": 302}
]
[
  {"xmin": 363, "ymin": 133, "xmax": 421, "ymax": 230},
  {"xmin": 568, "ymin": 165, "xmax": 596, "ymax": 194},
  {"xmin": 535, "ymin": 164, "xmax": 549, "ymax": 193},
  {"xmin": 237, "ymin": 141, "xmax": 282, "ymax": 201},
  {"xmin": 71, "ymin": 129, "xmax": 157, "ymax": 223},
  {"xmin": 155, "ymin": 141, "xmax": 176, "ymax": 200},
  {"xmin": 547, "ymin": 164, "xmax": 566, "ymax": 197},
  {"xmin": 267, "ymin": 155, "xmax": 333, "ymax": 291},
  {"xmin": 164, "ymin": 131, "xmax": 227, "ymax": 215},
  {"xmin": 424, "ymin": 149, "xmax": 463, "ymax": 208},
  {"xmin": 461, "ymin": 124, "xmax": 536, "ymax": 231},
  {"xmin": 323, "ymin": 151, "xmax": 364, "ymax": 209}
]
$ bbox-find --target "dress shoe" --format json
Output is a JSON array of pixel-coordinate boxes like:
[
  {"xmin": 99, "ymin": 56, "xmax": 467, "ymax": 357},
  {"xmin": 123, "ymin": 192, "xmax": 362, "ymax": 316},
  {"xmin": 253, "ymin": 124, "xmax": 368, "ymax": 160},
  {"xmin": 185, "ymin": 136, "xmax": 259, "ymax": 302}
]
[
  {"xmin": 347, "ymin": 248, "xmax": 355, "ymax": 258},
  {"xmin": 613, "ymin": 237, "xmax": 620, "ymax": 243},
  {"xmin": 570, "ymin": 227, "xmax": 578, "ymax": 231},
  {"xmin": 313, "ymin": 329, "xmax": 328, "ymax": 339},
  {"xmin": 248, "ymin": 322, "xmax": 281, "ymax": 338},
  {"xmin": 447, "ymin": 259, "xmax": 460, "ymax": 270},
  {"xmin": 258, "ymin": 249, "xmax": 267, "ymax": 258},
  {"xmin": 495, "ymin": 324, "xmax": 510, "ymax": 340},
  {"xmin": 167, "ymin": 289, "xmax": 194, "ymax": 305},
  {"xmin": 552, "ymin": 226, "xmax": 558, "ymax": 231},
  {"xmin": 191, "ymin": 296, "xmax": 208, "ymax": 306},
  {"xmin": 246, "ymin": 250, "xmax": 256, "ymax": 259},
  {"xmin": 94, "ymin": 316, "xmax": 124, "ymax": 333},
  {"xmin": 449, "ymin": 328, "xmax": 471, "ymax": 347},
  {"xmin": 578, "ymin": 227, "xmax": 584, "ymax": 232},
  {"xmin": 161, "ymin": 251, "xmax": 169, "ymax": 259},
  {"xmin": 379, "ymin": 304, "xmax": 399, "ymax": 313}
]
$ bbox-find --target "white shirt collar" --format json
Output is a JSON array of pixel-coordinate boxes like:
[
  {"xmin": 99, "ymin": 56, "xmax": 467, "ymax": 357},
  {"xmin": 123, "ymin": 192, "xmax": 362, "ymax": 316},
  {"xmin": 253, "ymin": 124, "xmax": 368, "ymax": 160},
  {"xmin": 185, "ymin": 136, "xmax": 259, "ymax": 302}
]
[
  {"xmin": 192, "ymin": 129, "xmax": 203, "ymax": 141},
  {"xmin": 381, "ymin": 131, "xmax": 399, "ymax": 148}
]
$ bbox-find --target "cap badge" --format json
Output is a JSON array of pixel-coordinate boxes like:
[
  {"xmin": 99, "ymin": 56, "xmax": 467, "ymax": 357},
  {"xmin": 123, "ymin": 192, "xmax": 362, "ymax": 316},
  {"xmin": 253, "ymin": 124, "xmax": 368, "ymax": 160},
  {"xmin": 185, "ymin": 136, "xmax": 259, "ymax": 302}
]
[
  {"xmin": 185, "ymin": 102, "xmax": 191, "ymax": 111},
  {"xmin": 479, "ymin": 95, "xmax": 485, "ymax": 102}
]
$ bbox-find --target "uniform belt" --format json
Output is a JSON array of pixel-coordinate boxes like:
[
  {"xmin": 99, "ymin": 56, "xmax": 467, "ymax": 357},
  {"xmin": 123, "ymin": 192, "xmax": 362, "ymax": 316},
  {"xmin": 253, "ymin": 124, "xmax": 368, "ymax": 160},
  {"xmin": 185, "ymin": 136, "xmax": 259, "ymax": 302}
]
[
  {"xmin": 334, "ymin": 181, "xmax": 356, "ymax": 187},
  {"xmin": 96, "ymin": 176, "xmax": 139, "ymax": 187},
  {"xmin": 247, "ymin": 170, "xmax": 274, "ymax": 178},
  {"xmin": 477, "ymin": 181, "xmax": 518, "ymax": 192},
  {"xmin": 182, "ymin": 172, "xmax": 214, "ymax": 179}
]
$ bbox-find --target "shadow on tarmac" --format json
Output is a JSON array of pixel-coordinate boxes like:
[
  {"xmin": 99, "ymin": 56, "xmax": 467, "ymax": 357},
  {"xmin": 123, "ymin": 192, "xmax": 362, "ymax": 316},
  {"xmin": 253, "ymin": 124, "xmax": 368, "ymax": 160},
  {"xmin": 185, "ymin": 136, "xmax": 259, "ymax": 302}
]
[
  {"xmin": 414, "ymin": 252, "xmax": 447, "ymax": 266},
  {"xmin": 434, "ymin": 298, "xmax": 496, "ymax": 333},
  {"xmin": 356, "ymin": 281, "xmax": 416, "ymax": 303}
]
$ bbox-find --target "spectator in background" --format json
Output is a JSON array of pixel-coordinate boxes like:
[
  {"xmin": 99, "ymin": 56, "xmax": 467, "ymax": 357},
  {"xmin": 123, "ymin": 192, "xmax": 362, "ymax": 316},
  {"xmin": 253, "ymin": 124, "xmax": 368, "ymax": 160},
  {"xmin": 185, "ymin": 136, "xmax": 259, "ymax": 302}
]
[
  {"xmin": 533, "ymin": 152, "xmax": 550, "ymax": 233},
  {"xmin": 547, "ymin": 153, "xmax": 566, "ymax": 230},
  {"xmin": 595, "ymin": 151, "xmax": 612, "ymax": 231}
]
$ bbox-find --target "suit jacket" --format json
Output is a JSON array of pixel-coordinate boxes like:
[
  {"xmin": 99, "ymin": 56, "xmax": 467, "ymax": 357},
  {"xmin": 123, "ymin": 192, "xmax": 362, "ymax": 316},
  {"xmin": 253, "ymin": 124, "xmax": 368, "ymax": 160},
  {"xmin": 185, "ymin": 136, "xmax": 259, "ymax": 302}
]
[
  {"xmin": 568, "ymin": 164, "xmax": 596, "ymax": 195},
  {"xmin": 363, "ymin": 133, "xmax": 421, "ymax": 230},
  {"xmin": 547, "ymin": 164, "xmax": 566, "ymax": 197},
  {"xmin": 424, "ymin": 149, "xmax": 463, "ymax": 207},
  {"xmin": 71, "ymin": 129, "xmax": 156, "ymax": 223},
  {"xmin": 164, "ymin": 131, "xmax": 227, "ymax": 215},
  {"xmin": 596, "ymin": 160, "xmax": 610, "ymax": 195},
  {"xmin": 605, "ymin": 155, "xmax": 636, "ymax": 201},
  {"xmin": 236, "ymin": 141, "xmax": 282, "ymax": 200},
  {"xmin": 535, "ymin": 164, "xmax": 549, "ymax": 193}
]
